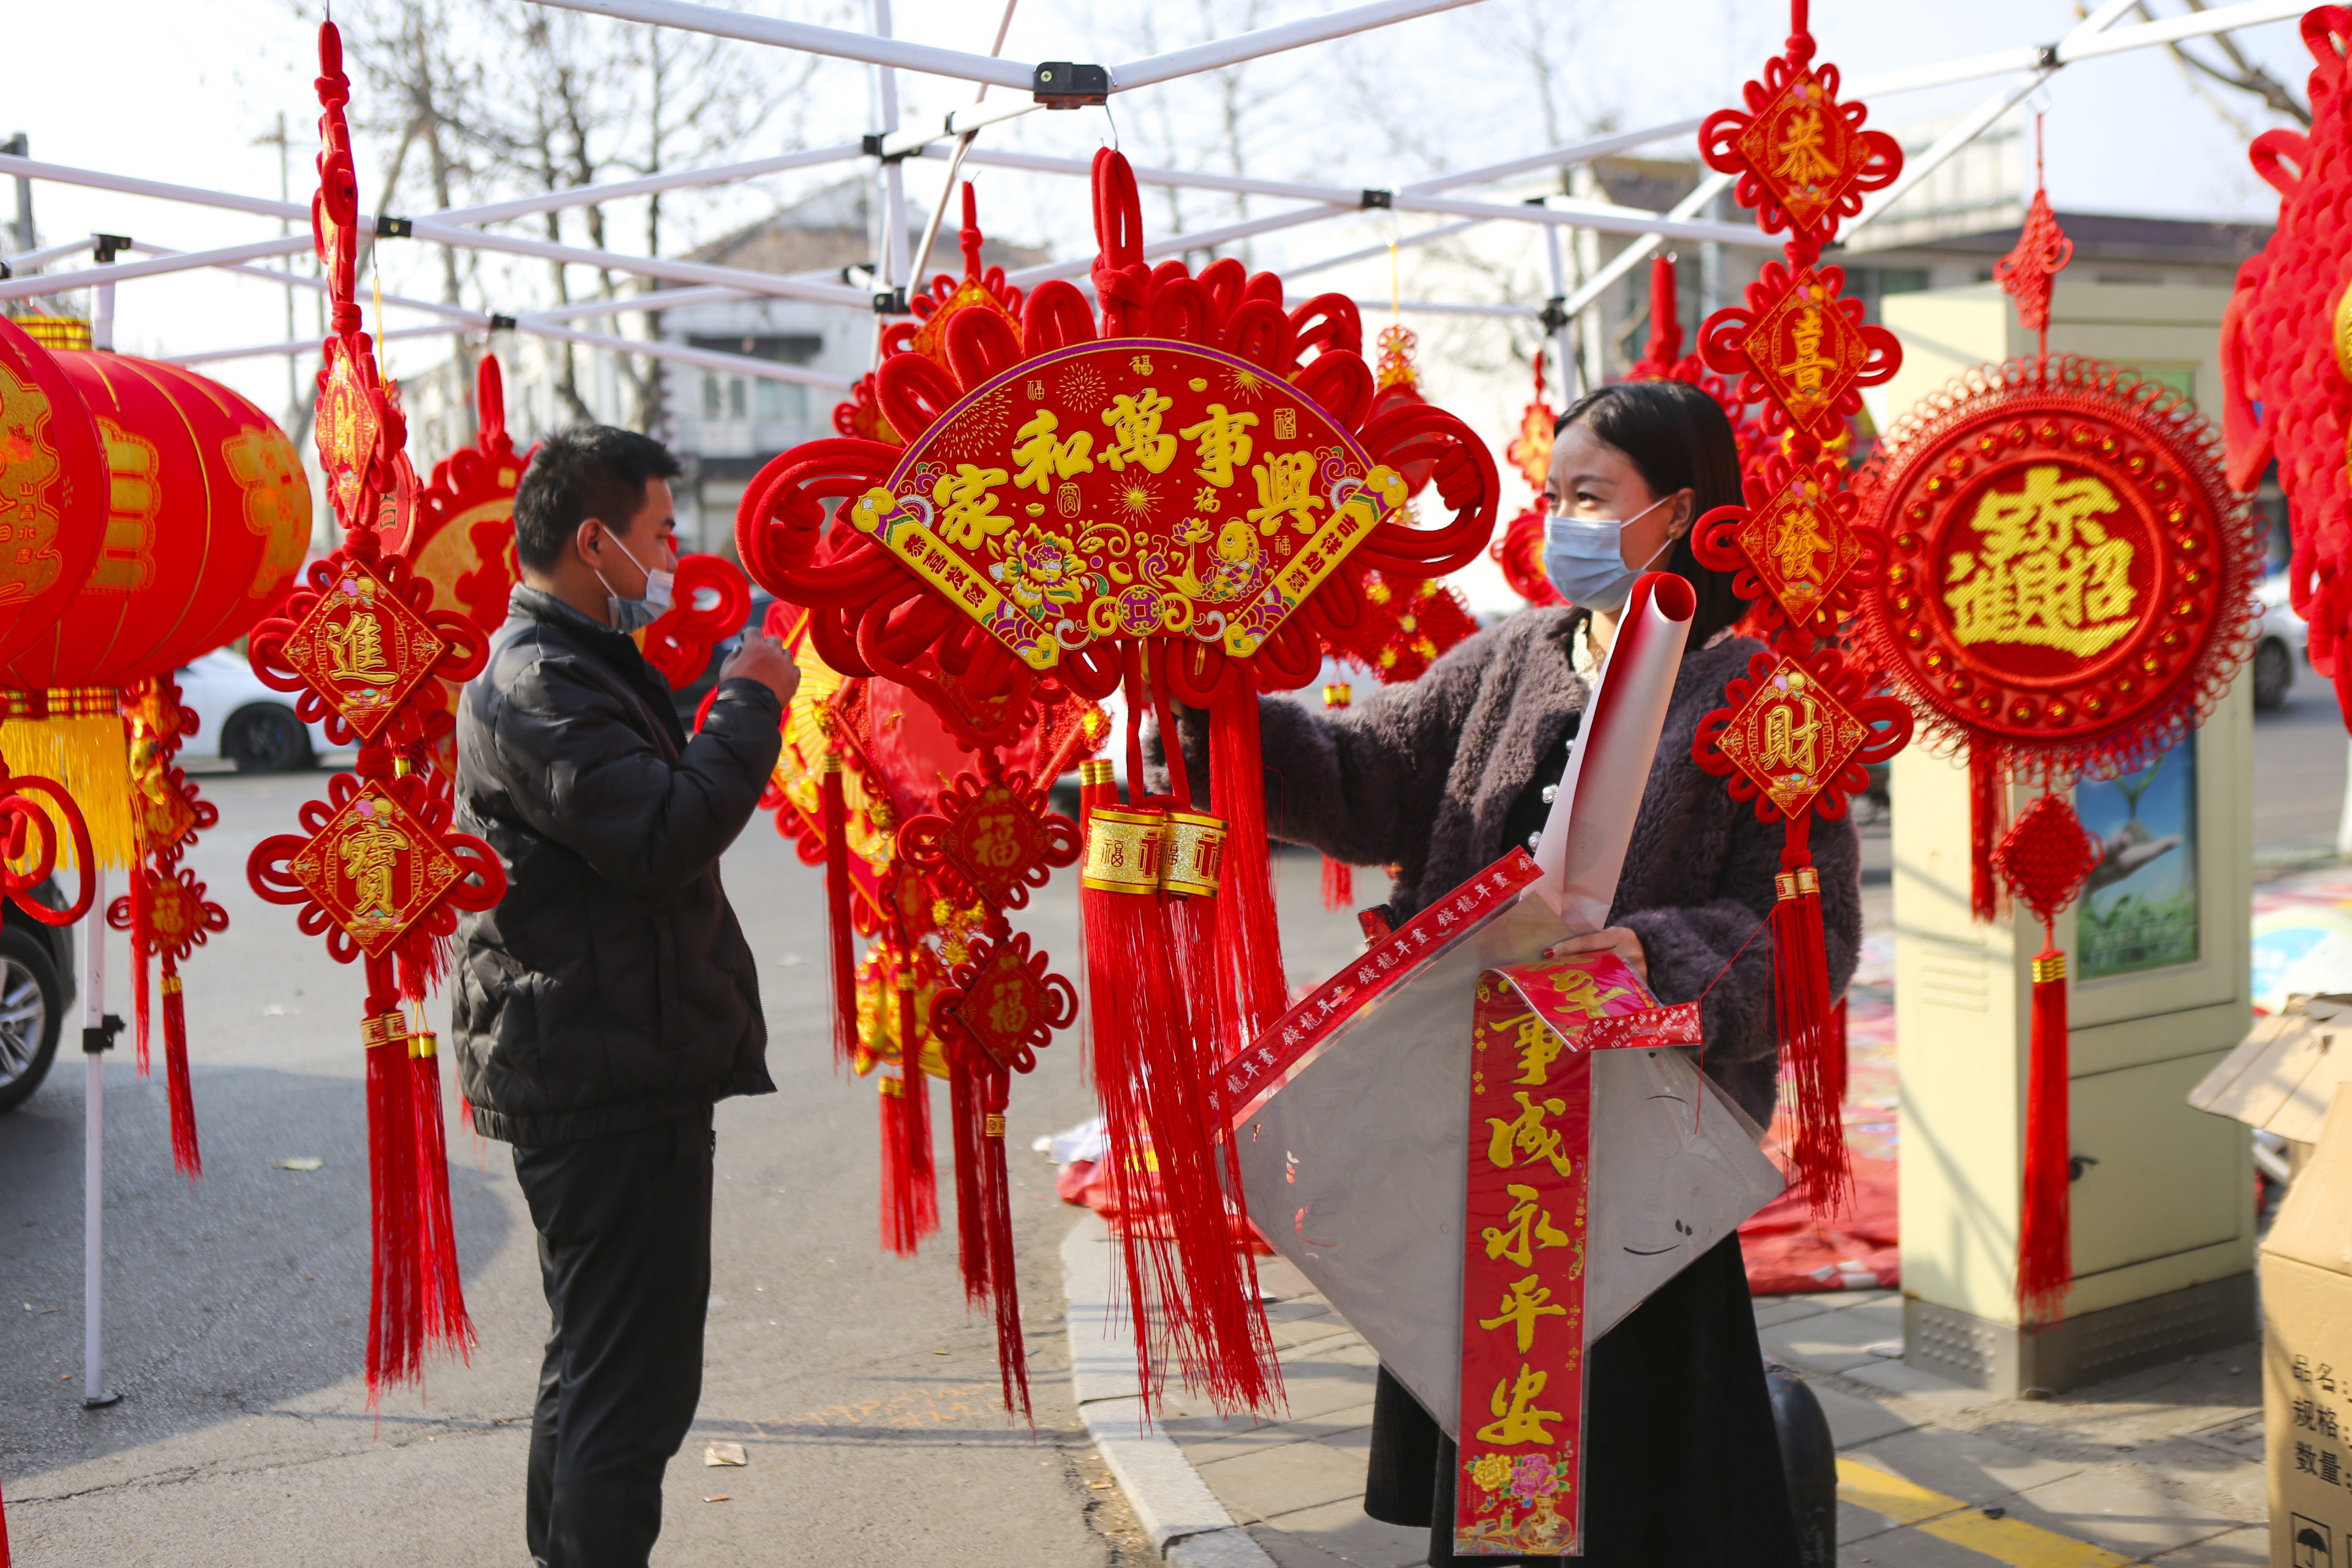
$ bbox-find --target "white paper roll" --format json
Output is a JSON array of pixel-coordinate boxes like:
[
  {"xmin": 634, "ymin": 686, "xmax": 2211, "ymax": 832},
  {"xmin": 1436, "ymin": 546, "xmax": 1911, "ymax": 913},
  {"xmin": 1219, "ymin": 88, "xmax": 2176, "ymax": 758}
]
[{"xmin": 1528, "ymin": 570, "xmax": 1697, "ymax": 930}]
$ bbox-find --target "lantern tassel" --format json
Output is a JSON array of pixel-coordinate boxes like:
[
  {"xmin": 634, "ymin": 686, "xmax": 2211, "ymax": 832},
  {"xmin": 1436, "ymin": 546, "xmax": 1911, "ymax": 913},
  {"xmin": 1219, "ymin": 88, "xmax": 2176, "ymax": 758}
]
[
  {"xmin": 409, "ymin": 1015, "xmax": 472, "ymax": 1358},
  {"xmin": 949, "ymin": 1054, "xmax": 989, "ymax": 1304},
  {"xmin": 978, "ymin": 1069, "xmax": 1030, "ymax": 1422},
  {"xmin": 821, "ymin": 755, "xmax": 857, "ymax": 1071},
  {"xmin": 1773, "ymin": 835, "xmax": 1849, "ymax": 1218},
  {"xmin": 1970, "ymin": 745, "xmax": 2006, "ymax": 925},
  {"xmin": 363, "ymin": 1008, "xmax": 422, "ymax": 1402},
  {"xmin": 2019, "ymin": 940, "xmax": 2073, "ymax": 1321},
  {"xmin": 131, "ymin": 869, "xmax": 153, "ymax": 1076},
  {"xmin": 879, "ymin": 1072, "xmax": 918, "ymax": 1256},
  {"xmin": 160, "ymin": 961, "xmax": 200, "ymax": 1178}
]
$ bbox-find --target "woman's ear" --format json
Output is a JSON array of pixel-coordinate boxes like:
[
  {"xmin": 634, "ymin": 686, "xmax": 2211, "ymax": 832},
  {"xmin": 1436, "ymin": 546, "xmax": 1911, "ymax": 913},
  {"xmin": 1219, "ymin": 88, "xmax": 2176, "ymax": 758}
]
[{"xmin": 1670, "ymin": 488, "xmax": 1698, "ymax": 536}]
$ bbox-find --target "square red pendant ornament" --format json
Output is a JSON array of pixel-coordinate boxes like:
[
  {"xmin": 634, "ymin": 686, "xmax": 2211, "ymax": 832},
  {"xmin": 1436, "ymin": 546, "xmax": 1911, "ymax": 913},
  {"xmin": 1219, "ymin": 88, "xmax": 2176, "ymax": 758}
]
[
  {"xmin": 1714, "ymin": 657, "xmax": 1869, "ymax": 820},
  {"xmin": 1744, "ymin": 269, "xmax": 1874, "ymax": 441},
  {"xmin": 1733, "ymin": 70, "xmax": 1869, "ymax": 235},
  {"xmin": 1736, "ymin": 470, "xmax": 1862, "ymax": 624},
  {"xmin": 933, "ymin": 929, "xmax": 1077, "ymax": 1075},
  {"xmin": 285, "ymin": 780, "xmax": 464, "ymax": 957},
  {"xmin": 278, "ymin": 559, "xmax": 449, "ymax": 739}
]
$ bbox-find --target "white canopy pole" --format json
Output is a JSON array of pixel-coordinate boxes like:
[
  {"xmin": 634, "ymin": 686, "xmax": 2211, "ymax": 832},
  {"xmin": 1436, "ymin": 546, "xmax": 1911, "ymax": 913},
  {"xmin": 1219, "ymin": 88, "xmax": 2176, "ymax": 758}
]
[
  {"xmin": 1107, "ymin": 0, "xmax": 1479, "ymax": 89},
  {"xmin": 81, "ymin": 870, "xmax": 118, "ymax": 1411},
  {"xmin": 516, "ymin": 0, "xmax": 1032, "ymax": 88},
  {"xmin": 1286, "ymin": 219, "xmax": 1484, "ymax": 280}
]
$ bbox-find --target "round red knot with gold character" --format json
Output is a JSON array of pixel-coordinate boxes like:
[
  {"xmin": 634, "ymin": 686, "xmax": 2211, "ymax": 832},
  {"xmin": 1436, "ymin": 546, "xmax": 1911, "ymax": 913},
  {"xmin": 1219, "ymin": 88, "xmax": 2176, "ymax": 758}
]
[{"xmin": 1855, "ymin": 356, "xmax": 2261, "ymax": 778}]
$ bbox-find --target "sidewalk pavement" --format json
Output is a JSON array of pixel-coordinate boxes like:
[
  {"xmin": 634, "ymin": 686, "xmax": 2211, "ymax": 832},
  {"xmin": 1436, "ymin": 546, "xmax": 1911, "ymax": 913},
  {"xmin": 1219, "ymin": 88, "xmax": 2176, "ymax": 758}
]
[{"xmin": 1063, "ymin": 1216, "xmax": 2269, "ymax": 1568}]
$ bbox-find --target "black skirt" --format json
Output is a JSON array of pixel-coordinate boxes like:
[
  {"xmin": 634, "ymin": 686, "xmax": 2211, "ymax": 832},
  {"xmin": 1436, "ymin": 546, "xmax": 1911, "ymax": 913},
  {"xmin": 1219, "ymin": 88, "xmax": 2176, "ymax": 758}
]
[{"xmin": 1363, "ymin": 1232, "xmax": 1800, "ymax": 1567}]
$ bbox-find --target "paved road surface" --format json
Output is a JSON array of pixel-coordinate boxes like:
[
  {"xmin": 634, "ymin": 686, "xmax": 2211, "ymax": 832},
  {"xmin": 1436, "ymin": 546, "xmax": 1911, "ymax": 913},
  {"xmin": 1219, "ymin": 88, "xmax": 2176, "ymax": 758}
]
[
  {"xmin": 0, "ymin": 769, "xmax": 1376, "ymax": 1566},
  {"xmin": 2253, "ymin": 648, "xmax": 2349, "ymax": 853}
]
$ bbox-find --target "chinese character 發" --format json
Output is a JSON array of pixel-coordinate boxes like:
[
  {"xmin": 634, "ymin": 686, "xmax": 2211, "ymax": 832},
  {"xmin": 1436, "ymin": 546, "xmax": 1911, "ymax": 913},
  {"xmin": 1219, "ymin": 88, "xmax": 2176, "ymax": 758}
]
[
  {"xmin": 1245, "ymin": 451, "xmax": 1327, "ymax": 535},
  {"xmin": 1479, "ymin": 1273, "xmax": 1571, "ymax": 1354},
  {"xmin": 1474, "ymin": 1362, "xmax": 1564, "ymax": 1446},
  {"xmin": 1180, "ymin": 404, "xmax": 1260, "ymax": 486},
  {"xmin": 1481, "ymin": 1183, "xmax": 1574, "ymax": 1268},
  {"xmin": 1011, "ymin": 409, "xmax": 1096, "ymax": 493},
  {"xmin": 1942, "ymin": 466, "xmax": 2138, "ymax": 658},
  {"xmin": 931, "ymin": 464, "xmax": 1013, "ymax": 549},
  {"xmin": 1101, "ymin": 390, "xmax": 1178, "ymax": 474},
  {"xmin": 1485, "ymin": 1091, "xmax": 1576, "ymax": 1178}
]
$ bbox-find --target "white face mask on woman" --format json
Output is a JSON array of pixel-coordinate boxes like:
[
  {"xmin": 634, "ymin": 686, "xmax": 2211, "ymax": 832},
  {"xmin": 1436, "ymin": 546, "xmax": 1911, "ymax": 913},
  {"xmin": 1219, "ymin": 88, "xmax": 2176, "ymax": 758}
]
[
  {"xmin": 1542, "ymin": 492, "xmax": 1676, "ymax": 614},
  {"xmin": 592, "ymin": 530, "xmax": 676, "ymax": 632}
]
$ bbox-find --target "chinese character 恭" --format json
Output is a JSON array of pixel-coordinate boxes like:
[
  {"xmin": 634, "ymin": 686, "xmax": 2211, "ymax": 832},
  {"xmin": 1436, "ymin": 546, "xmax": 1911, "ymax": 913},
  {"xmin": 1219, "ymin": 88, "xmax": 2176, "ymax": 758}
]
[
  {"xmin": 1180, "ymin": 404, "xmax": 1260, "ymax": 486},
  {"xmin": 1772, "ymin": 107, "xmax": 1841, "ymax": 187},
  {"xmin": 1246, "ymin": 451, "xmax": 1327, "ymax": 535},
  {"xmin": 1101, "ymin": 390, "xmax": 1178, "ymax": 474},
  {"xmin": 1485, "ymin": 1091, "xmax": 1576, "ymax": 1178},
  {"xmin": 1942, "ymin": 465, "xmax": 2138, "ymax": 658},
  {"xmin": 1010, "ymin": 409, "xmax": 1095, "ymax": 493},
  {"xmin": 1474, "ymin": 1363, "xmax": 1564, "ymax": 1446},
  {"xmin": 931, "ymin": 464, "xmax": 1012, "ymax": 548},
  {"xmin": 1482, "ymin": 1184, "xmax": 1574, "ymax": 1268},
  {"xmin": 1478, "ymin": 1274, "xmax": 1571, "ymax": 1354}
]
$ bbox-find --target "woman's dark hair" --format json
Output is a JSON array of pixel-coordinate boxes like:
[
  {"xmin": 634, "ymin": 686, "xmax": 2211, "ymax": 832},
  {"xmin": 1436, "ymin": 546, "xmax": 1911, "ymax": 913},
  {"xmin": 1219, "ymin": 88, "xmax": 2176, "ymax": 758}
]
[{"xmin": 1553, "ymin": 379, "xmax": 1745, "ymax": 646}]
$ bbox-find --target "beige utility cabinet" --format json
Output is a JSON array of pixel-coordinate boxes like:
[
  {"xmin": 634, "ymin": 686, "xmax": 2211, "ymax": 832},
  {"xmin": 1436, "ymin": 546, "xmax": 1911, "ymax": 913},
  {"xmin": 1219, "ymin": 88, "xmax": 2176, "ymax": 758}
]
[{"xmin": 1880, "ymin": 281, "xmax": 2256, "ymax": 1395}]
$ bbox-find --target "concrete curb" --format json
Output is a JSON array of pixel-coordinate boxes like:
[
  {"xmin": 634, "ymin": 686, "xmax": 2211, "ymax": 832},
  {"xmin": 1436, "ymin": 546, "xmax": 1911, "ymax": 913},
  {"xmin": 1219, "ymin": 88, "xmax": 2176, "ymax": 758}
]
[{"xmin": 1060, "ymin": 1215, "xmax": 1279, "ymax": 1568}]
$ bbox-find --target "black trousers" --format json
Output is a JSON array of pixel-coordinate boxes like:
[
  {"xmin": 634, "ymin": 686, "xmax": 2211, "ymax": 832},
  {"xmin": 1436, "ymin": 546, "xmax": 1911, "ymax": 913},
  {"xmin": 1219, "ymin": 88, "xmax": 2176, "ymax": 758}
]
[
  {"xmin": 1365, "ymin": 1232, "xmax": 1800, "ymax": 1568},
  {"xmin": 513, "ymin": 1104, "xmax": 715, "ymax": 1568}
]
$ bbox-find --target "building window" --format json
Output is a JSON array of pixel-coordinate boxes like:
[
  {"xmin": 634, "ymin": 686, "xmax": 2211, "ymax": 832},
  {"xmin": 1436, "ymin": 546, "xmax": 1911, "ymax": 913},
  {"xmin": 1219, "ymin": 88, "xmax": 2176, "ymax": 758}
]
[
  {"xmin": 702, "ymin": 375, "xmax": 720, "ymax": 418},
  {"xmin": 753, "ymin": 379, "xmax": 807, "ymax": 421},
  {"xmin": 728, "ymin": 377, "xmax": 747, "ymax": 418}
]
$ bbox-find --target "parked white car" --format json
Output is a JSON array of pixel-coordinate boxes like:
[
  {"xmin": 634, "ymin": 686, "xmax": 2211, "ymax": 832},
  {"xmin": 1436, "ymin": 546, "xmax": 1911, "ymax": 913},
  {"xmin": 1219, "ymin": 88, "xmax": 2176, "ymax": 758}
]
[
  {"xmin": 2253, "ymin": 573, "xmax": 2312, "ymax": 712},
  {"xmin": 172, "ymin": 649, "xmax": 335, "ymax": 772}
]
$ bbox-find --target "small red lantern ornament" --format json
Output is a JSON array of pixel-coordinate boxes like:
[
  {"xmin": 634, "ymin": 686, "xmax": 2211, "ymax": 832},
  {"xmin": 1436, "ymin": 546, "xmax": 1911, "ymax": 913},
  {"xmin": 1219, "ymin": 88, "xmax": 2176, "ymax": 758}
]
[
  {"xmin": 1689, "ymin": 1, "xmax": 1914, "ymax": 1216},
  {"xmin": 1854, "ymin": 124, "xmax": 2263, "ymax": 1316},
  {"xmin": 242, "ymin": 20, "xmax": 507, "ymax": 1401}
]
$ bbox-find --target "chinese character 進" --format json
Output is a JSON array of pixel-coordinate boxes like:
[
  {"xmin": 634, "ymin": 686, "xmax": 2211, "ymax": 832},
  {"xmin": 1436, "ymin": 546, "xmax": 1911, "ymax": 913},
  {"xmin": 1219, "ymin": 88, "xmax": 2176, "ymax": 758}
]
[
  {"xmin": 1474, "ymin": 1363, "xmax": 1564, "ymax": 1446},
  {"xmin": 1485, "ymin": 1091, "xmax": 1576, "ymax": 1178},
  {"xmin": 1481, "ymin": 1183, "xmax": 1574, "ymax": 1268},
  {"xmin": 1011, "ymin": 409, "xmax": 1096, "ymax": 493},
  {"xmin": 1101, "ymin": 390, "xmax": 1178, "ymax": 474},
  {"xmin": 1180, "ymin": 404, "xmax": 1260, "ymax": 486},
  {"xmin": 1246, "ymin": 451, "xmax": 1327, "ymax": 535},
  {"xmin": 1479, "ymin": 1273, "xmax": 1571, "ymax": 1354},
  {"xmin": 1942, "ymin": 465, "xmax": 2138, "ymax": 658},
  {"xmin": 931, "ymin": 464, "xmax": 1012, "ymax": 549}
]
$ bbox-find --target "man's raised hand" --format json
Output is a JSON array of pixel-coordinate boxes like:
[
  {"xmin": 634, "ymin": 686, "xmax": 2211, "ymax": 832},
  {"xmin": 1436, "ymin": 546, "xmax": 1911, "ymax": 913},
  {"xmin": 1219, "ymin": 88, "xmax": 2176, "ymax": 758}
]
[{"xmin": 720, "ymin": 630, "xmax": 799, "ymax": 707}]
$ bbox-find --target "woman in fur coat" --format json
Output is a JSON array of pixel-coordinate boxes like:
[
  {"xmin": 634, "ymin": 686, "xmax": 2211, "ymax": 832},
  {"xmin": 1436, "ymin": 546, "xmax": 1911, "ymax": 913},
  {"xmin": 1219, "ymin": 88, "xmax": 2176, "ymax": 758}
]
[{"xmin": 1161, "ymin": 378, "xmax": 1856, "ymax": 1568}]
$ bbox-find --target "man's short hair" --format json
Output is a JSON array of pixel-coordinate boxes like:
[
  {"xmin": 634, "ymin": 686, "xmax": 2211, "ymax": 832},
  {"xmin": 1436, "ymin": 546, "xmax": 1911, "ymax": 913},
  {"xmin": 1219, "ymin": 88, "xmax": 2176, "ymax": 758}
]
[{"xmin": 512, "ymin": 424, "xmax": 682, "ymax": 571}]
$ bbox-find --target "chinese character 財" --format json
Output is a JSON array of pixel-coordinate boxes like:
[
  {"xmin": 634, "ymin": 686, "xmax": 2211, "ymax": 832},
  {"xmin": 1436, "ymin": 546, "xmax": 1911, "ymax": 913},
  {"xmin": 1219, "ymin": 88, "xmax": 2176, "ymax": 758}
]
[
  {"xmin": 1942, "ymin": 465, "xmax": 2138, "ymax": 659},
  {"xmin": 931, "ymin": 464, "xmax": 1014, "ymax": 549},
  {"xmin": 1010, "ymin": 409, "xmax": 1096, "ymax": 493},
  {"xmin": 1474, "ymin": 1363, "xmax": 1564, "ymax": 1446},
  {"xmin": 1478, "ymin": 1273, "xmax": 1571, "ymax": 1354},
  {"xmin": 1101, "ymin": 390, "xmax": 1178, "ymax": 474},
  {"xmin": 1180, "ymin": 404, "xmax": 1261, "ymax": 487},
  {"xmin": 1485, "ymin": 1091, "xmax": 1576, "ymax": 1178},
  {"xmin": 1246, "ymin": 451, "xmax": 1327, "ymax": 535}
]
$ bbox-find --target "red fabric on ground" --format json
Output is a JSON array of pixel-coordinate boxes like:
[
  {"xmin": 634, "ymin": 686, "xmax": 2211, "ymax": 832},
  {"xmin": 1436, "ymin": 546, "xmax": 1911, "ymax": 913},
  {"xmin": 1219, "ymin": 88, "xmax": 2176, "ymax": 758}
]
[{"xmin": 1741, "ymin": 1138, "xmax": 1899, "ymax": 1293}]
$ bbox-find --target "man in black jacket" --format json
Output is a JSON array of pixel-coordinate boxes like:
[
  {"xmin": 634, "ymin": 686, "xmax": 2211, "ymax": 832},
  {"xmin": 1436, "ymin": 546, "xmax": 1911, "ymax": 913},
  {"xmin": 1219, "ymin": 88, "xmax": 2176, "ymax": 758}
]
[{"xmin": 452, "ymin": 424, "xmax": 793, "ymax": 1568}]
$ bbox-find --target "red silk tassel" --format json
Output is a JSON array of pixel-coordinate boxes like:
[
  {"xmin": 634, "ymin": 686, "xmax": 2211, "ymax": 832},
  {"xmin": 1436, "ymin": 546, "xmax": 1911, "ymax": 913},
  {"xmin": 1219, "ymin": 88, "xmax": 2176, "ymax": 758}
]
[
  {"xmin": 1773, "ymin": 836, "xmax": 1849, "ymax": 1218},
  {"xmin": 1969, "ymin": 747, "xmax": 2006, "ymax": 924},
  {"xmin": 901, "ymin": 982, "xmax": 938, "ymax": 1244},
  {"xmin": 880, "ymin": 1072, "xmax": 918, "ymax": 1256},
  {"xmin": 978, "ymin": 1069, "xmax": 1030, "ymax": 1421},
  {"xmin": 2018, "ymin": 938, "xmax": 2073, "ymax": 1320},
  {"xmin": 410, "ymin": 1019, "xmax": 472, "ymax": 1358},
  {"xmin": 160, "ymin": 961, "xmax": 200, "ymax": 1178},
  {"xmin": 363, "ymin": 978, "xmax": 423, "ymax": 1403},
  {"xmin": 1319, "ymin": 856, "xmax": 1353, "ymax": 911},
  {"xmin": 131, "ymin": 867, "xmax": 153, "ymax": 1077},
  {"xmin": 1207, "ymin": 689, "xmax": 1289, "ymax": 1044},
  {"xmin": 1, "ymin": 1461, "xmax": 12, "ymax": 1568},
  {"xmin": 821, "ymin": 755, "xmax": 858, "ymax": 1071},
  {"xmin": 949, "ymin": 1055, "xmax": 989, "ymax": 1302}
]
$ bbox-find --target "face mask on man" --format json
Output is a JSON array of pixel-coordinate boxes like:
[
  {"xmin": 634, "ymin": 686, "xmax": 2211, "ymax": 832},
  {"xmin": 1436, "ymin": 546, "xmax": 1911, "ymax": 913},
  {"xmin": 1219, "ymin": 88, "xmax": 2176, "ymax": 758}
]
[
  {"xmin": 591, "ymin": 529, "xmax": 676, "ymax": 633},
  {"xmin": 1542, "ymin": 492, "xmax": 1678, "ymax": 614}
]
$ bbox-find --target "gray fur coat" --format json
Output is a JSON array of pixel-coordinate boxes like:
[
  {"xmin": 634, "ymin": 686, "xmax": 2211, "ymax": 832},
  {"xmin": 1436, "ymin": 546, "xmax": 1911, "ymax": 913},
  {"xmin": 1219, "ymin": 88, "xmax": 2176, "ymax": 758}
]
[{"xmin": 1155, "ymin": 606, "xmax": 1861, "ymax": 1126}]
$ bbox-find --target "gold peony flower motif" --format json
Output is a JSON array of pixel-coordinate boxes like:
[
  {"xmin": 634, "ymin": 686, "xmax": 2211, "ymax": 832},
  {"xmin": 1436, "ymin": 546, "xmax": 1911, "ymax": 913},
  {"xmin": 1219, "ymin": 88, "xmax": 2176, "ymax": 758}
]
[
  {"xmin": 995, "ymin": 524, "xmax": 1085, "ymax": 617},
  {"xmin": 1467, "ymin": 1453, "xmax": 1514, "ymax": 1496}
]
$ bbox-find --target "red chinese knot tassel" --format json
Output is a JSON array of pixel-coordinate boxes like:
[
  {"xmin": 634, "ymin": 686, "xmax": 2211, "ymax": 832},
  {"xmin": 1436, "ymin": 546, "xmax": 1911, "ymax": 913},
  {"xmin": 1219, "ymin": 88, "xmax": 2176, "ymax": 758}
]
[
  {"xmin": 821, "ymin": 753, "xmax": 858, "ymax": 1072},
  {"xmin": 161, "ymin": 964, "xmax": 199, "ymax": 1178},
  {"xmin": 2019, "ymin": 943, "xmax": 2072, "ymax": 1320},
  {"xmin": 1771, "ymin": 852, "xmax": 1847, "ymax": 1216}
]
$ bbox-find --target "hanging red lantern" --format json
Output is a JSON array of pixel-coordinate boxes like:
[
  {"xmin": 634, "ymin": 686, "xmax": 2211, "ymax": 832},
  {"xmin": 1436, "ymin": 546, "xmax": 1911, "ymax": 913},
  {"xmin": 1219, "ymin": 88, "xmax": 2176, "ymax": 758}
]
[
  {"xmin": 0, "ymin": 315, "xmax": 108, "ymax": 668},
  {"xmin": 399, "ymin": 352, "xmax": 524, "ymax": 641}
]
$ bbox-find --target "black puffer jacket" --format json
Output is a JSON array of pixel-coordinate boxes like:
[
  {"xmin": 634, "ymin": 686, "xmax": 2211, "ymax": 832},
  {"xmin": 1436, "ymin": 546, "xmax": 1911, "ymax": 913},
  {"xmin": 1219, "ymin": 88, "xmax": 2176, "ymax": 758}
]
[{"xmin": 452, "ymin": 587, "xmax": 783, "ymax": 1146}]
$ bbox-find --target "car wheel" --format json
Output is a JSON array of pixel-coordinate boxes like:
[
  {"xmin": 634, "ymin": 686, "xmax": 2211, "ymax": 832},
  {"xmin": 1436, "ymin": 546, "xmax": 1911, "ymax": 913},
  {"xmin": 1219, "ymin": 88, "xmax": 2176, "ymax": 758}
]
[
  {"xmin": 224, "ymin": 703, "xmax": 315, "ymax": 774},
  {"xmin": 0, "ymin": 925, "xmax": 64, "ymax": 1113},
  {"xmin": 2253, "ymin": 637, "xmax": 2293, "ymax": 712}
]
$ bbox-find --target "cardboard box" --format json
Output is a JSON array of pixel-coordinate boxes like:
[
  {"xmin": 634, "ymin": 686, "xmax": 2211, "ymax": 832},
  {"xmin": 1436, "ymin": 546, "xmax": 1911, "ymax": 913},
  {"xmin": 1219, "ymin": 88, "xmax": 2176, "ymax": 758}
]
[
  {"xmin": 2191, "ymin": 994, "xmax": 2352, "ymax": 1145},
  {"xmin": 2263, "ymin": 1082, "xmax": 2352, "ymax": 1566}
]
